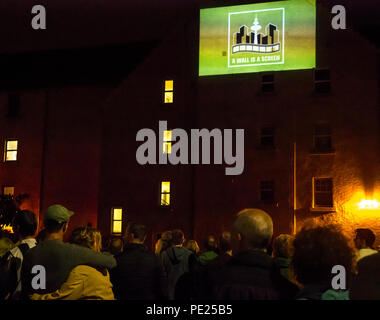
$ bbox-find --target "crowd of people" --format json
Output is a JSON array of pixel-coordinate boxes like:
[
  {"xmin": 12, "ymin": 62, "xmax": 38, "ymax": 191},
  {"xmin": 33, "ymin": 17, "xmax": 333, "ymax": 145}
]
[{"xmin": 0, "ymin": 204, "xmax": 379, "ymax": 300}]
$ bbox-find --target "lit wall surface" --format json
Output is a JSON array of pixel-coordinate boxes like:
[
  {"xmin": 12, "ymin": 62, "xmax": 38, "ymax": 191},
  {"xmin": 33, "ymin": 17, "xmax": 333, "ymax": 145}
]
[{"xmin": 199, "ymin": 0, "xmax": 316, "ymax": 76}]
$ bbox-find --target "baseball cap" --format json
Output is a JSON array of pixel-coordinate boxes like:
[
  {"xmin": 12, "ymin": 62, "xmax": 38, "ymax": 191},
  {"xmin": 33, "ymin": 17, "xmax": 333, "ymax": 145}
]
[{"xmin": 44, "ymin": 204, "xmax": 74, "ymax": 223}]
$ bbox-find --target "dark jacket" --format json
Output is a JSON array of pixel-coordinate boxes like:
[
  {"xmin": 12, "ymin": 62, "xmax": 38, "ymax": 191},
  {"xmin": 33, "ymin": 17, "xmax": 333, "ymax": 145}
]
[
  {"xmin": 110, "ymin": 243, "xmax": 168, "ymax": 300},
  {"xmin": 161, "ymin": 246, "xmax": 192, "ymax": 300},
  {"xmin": 207, "ymin": 249, "xmax": 298, "ymax": 300}
]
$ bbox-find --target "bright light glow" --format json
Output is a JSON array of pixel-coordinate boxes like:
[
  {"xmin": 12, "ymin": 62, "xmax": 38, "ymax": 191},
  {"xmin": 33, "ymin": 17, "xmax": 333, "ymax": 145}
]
[
  {"xmin": 358, "ymin": 199, "xmax": 380, "ymax": 210},
  {"xmin": 1, "ymin": 224, "xmax": 14, "ymax": 233}
]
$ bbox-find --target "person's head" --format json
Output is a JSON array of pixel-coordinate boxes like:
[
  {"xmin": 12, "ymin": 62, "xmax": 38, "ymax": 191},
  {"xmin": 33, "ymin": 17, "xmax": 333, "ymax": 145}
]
[
  {"xmin": 43, "ymin": 204, "xmax": 74, "ymax": 239},
  {"xmin": 219, "ymin": 231, "xmax": 232, "ymax": 254},
  {"xmin": 109, "ymin": 237, "xmax": 123, "ymax": 255},
  {"xmin": 172, "ymin": 229, "xmax": 185, "ymax": 246},
  {"xmin": 292, "ymin": 225, "xmax": 355, "ymax": 286},
  {"xmin": 13, "ymin": 210, "xmax": 37, "ymax": 239},
  {"xmin": 125, "ymin": 222, "xmax": 147, "ymax": 244},
  {"xmin": 233, "ymin": 208, "xmax": 273, "ymax": 251},
  {"xmin": 69, "ymin": 227, "xmax": 102, "ymax": 252},
  {"xmin": 355, "ymin": 228, "xmax": 376, "ymax": 250},
  {"xmin": 204, "ymin": 235, "xmax": 218, "ymax": 252},
  {"xmin": 273, "ymin": 234, "xmax": 294, "ymax": 259},
  {"xmin": 185, "ymin": 240, "xmax": 200, "ymax": 254}
]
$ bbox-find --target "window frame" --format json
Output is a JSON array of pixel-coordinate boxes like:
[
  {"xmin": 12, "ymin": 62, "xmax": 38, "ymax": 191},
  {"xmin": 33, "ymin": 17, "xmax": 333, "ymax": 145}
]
[
  {"xmin": 160, "ymin": 181, "xmax": 171, "ymax": 207},
  {"xmin": 2, "ymin": 186, "xmax": 14, "ymax": 196},
  {"xmin": 312, "ymin": 177, "xmax": 334, "ymax": 209},
  {"xmin": 4, "ymin": 139, "xmax": 19, "ymax": 162},
  {"xmin": 164, "ymin": 80, "xmax": 174, "ymax": 104},
  {"xmin": 110, "ymin": 207, "xmax": 123, "ymax": 235}
]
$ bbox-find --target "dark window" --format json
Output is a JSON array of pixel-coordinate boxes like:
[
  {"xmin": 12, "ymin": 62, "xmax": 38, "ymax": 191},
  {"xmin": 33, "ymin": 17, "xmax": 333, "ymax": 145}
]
[
  {"xmin": 260, "ymin": 127, "xmax": 275, "ymax": 148},
  {"xmin": 262, "ymin": 74, "xmax": 274, "ymax": 92},
  {"xmin": 260, "ymin": 180, "xmax": 274, "ymax": 202},
  {"xmin": 314, "ymin": 178, "xmax": 333, "ymax": 207},
  {"xmin": 314, "ymin": 124, "xmax": 332, "ymax": 153},
  {"xmin": 315, "ymin": 69, "xmax": 330, "ymax": 93},
  {"xmin": 7, "ymin": 94, "xmax": 20, "ymax": 117}
]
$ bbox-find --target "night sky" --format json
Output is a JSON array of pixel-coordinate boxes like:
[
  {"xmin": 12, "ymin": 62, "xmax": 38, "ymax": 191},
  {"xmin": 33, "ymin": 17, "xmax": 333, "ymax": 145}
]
[{"xmin": 0, "ymin": 0, "xmax": 378, "ymax": 53}]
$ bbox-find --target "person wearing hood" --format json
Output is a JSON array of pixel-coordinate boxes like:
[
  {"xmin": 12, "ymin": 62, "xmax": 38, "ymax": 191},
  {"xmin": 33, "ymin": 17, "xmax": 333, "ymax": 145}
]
[{"xmin": 161, "ymin": 229, "xmax": 192, "ymax": 300}]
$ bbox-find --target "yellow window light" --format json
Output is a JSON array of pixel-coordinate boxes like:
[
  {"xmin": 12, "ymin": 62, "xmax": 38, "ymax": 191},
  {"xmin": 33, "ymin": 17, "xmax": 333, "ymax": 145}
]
[
  {"xmin": 165, "ymin": 80, "xmax": 173, "ymax": 91},
  {"xmin": 164, "ymin": 92, "xmax": 173, "ymax": 103},
  {"xmin": 111, "ymin": 208, "xmax": 123, "ymax": 234},
  {"xmin": 3, "ymin": 186, "xmax": 14, "ymax": 196},
  {"xmin": 161, "ymin": 181, "xmax": 171, "ymax": 206},
  {"xmin": 164, "ymin": 80, "xmax": 174, "ymax": 103},
  {"xmin": 5, "ymin": 140, "xmax": 18, "ymax": 161}
]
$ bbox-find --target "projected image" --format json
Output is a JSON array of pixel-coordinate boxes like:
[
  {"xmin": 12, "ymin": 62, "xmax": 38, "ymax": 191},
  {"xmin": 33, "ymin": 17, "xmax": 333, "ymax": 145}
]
[{"xmin": 199, "ymin": 0, "xmax": 316, "ymax": 76}]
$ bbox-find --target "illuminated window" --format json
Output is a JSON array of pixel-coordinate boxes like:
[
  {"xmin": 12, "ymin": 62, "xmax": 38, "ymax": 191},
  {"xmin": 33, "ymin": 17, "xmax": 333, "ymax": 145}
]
[
  {"xmin": 4, "ymin": 140, "xmax": 18, "ymax": 162},
  {"xmin": 313, "ymin": 178, "xmax": 333, "ymax": 208},
  {"xmin": 163, "ymin": 130, "xmax": 172, "ymax": 154},
  {"xmin": 3, "ymin": 186, "xmax": 14, "ymax": 196},
  {"xmin": 260, "ymin": 180, "xmax": 274, "ymax": 203},
  {"xmin": 164, "ymin": 80, "xmax": 174, "ymax": 103},
  {"xmin": 313, "ymin": 124, "xmax": 332, "ymax": 153},
  {"xmin": 262, "ymin": 74, "xmax": 274, "ymax": 92},
  {"xmin": 315, "ymin": 69, "xmax": 330, "ymax": 93},
  {"xmin": 160, "ymin": 181, "xmax": 171, "ymax": 206},
  {"xmin": 260, "ymin": 127, "xmax": 275, "ymax": 148},
  {"xmin": 111, "ymin": 208, "xmax": 123, "ymax": 234}
]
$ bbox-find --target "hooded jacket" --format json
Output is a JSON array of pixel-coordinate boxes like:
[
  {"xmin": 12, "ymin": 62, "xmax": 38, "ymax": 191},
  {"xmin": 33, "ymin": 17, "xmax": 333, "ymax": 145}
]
[{"xmin": 161, "ymin": 246, "xmax": 192, "ymax": 300}]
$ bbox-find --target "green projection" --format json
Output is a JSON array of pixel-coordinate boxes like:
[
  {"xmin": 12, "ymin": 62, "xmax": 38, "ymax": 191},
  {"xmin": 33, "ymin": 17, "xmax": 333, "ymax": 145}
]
[{"xmin": 199, "ymin": 0, "xmax": 316, "ymax": 76}]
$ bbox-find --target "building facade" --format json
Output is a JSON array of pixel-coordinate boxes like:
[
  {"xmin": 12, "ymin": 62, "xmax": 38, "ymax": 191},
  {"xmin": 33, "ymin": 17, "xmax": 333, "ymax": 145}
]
[{"xmin": 0, "ymin": 2, "xmax": 379, "ymax": 249}]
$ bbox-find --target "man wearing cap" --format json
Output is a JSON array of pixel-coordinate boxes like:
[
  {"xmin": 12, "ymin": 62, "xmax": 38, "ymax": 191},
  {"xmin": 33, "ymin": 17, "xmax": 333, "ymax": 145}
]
[{"xmin": 21, "ymin": 204, "xmax": 116, "ymax": 299}]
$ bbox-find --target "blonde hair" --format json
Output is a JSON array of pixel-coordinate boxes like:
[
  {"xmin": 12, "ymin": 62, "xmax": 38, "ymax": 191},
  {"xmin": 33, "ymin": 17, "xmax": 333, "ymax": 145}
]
[{"xmin": 69, "ymin": 227, "xmax": 102, "ymax": 252}]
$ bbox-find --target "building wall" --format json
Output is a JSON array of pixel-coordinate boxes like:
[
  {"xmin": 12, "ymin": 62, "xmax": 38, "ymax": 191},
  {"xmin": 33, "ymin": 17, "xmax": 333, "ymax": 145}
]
[
  {"xmin": 99, "ymin": 5, "xmax": 380, "ymax": 249},
  {"xmin": 0, "ymin": 84, "xmax": 113, "ymax": 238}
]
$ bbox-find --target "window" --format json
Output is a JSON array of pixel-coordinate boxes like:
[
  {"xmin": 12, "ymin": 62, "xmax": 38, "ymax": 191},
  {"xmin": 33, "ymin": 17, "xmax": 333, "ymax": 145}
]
[
  {"xmin": 4, "ymin": 140, "xmax": 18, "ymax": 162},
  {"xmin": 313, "ymin": 178, "xmax": 333, "ymax": 208},
  {"xmin": 111, "ymin": 208, "xmax": 123, "ymax": 234},
  {"xmin": 2, "ymin": 186, "xmax": 14, "ymax": 196},
  {"xmin": 260, "ymin": 127, "xmax": 275, "ymax": 148},
  {"xmin": 160, "ymin": 181, "xmax": 171, "ymax": 206},
  {"xmin": 262, "ymin": 74, "xmax": 274, "ymax": 93},
  {"xmin": 7, "ymin": 94, "xmax": 20, "ymax": 117},
  {"xmin": 260, "ymin": 180, "xmax": 274, "ymax": 203},
  {"xmin": 164, "ymin": 80, "xmax": 174, "ymax": 103},
  {"xmin": 314, "ymin": 124, "xmax": 332, "ymax": 153},
  {"xmin": 163, "ymin": 130, "xmax": 172, "ymax": 154},
  {"xmin": 314, "ymin": 69, "xmax": 330, "ymax": 93}
]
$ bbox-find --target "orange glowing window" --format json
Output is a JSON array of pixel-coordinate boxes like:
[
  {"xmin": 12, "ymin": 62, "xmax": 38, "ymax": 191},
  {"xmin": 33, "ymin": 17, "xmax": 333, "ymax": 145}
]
[
  {"xmin": 4, "ymin": 140, "xmax": 18, "ymax": 161},
  {"xmin": 163, "ymin": 130, "xmax": 172, "ymax": 154},
  {"xmin": 3, "ymin": 186, "xmax": 14, "ymax": 196},
  {"xmin": 160, "ymin": 181, "xmax": 171, "ymax": 206},
  {"xmin": 164, "ymin": 80, "xmax": 174, "ymax": 103},
  {"xmin": 111, "ymin": 208, "xmax": 123, "ymax": 234}
]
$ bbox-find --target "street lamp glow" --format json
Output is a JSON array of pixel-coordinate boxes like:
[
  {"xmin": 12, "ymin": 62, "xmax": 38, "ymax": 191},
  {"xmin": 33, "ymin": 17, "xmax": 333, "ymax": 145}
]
[{"xmin": 358, "ymin": 199, "xmax": 380, "ymax": 210}]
